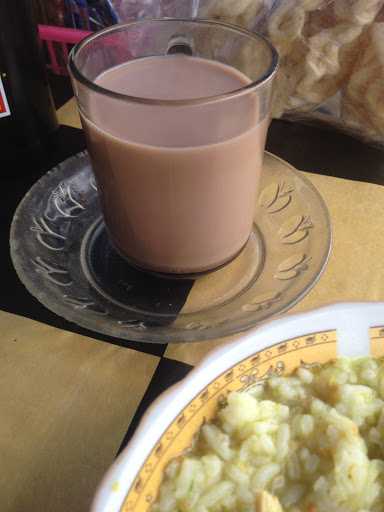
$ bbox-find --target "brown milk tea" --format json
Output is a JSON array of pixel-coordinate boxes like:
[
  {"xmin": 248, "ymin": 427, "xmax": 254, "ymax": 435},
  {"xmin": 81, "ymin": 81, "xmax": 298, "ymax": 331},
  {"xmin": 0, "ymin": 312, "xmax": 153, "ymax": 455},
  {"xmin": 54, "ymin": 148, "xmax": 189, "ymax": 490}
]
[{"xmin": 82, "ymin": 55, "xmax": 268, "ymax": 274}]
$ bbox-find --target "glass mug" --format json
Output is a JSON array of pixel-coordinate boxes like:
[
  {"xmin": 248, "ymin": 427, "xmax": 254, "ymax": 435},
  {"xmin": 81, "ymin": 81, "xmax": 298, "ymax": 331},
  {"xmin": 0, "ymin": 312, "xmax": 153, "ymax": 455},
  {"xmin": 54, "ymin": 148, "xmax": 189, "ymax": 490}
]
[{"xmin": 69, "ymin": 19, "xmax": 278, "ymax": 275}]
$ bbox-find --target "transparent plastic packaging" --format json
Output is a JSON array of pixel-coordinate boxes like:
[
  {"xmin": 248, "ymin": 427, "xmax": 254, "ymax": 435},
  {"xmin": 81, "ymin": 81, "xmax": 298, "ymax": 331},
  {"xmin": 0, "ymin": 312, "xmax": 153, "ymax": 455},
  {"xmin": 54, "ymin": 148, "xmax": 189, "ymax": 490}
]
[{"xmin": 199, "ymin": 0, "xmax": 384, "ymax": 144}]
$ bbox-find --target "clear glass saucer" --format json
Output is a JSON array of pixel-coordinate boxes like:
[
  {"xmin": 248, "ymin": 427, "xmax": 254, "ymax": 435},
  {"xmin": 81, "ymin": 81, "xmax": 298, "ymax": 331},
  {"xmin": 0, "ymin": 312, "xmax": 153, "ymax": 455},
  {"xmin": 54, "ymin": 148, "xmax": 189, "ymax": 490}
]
[{"xmin": 10, "ymin": 151, "xmax": 331, "ymax": 343}]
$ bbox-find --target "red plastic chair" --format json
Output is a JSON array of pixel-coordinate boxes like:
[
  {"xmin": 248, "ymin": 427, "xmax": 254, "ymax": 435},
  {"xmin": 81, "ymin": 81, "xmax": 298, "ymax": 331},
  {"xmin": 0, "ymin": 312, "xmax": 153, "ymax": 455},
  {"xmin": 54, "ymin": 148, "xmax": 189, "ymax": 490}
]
[{"xmin": 38, "ymin": 24, "xmax": 92, "ymax": 75}]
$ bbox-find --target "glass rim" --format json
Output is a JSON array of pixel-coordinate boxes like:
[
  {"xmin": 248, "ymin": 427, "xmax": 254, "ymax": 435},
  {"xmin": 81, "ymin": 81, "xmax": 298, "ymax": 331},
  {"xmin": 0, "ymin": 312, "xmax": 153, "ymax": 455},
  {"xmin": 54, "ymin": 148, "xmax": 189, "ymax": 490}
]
[{"xmin": 68, "ymin": 18, "xmax": 279, "ymax": 106}]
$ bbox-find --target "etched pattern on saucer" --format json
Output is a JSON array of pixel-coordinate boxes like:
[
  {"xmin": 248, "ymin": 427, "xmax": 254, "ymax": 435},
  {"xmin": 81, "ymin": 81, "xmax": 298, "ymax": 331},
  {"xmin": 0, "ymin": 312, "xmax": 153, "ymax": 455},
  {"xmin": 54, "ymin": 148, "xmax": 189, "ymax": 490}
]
[{"xmin": 10, "ymin": 151, "xmax": 331, "ymax": 343}]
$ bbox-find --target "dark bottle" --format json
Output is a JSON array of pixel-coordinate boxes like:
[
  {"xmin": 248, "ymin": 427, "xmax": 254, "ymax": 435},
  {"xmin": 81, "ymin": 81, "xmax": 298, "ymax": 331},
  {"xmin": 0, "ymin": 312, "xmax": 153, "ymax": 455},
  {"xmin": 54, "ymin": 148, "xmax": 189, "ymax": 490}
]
[{"xmin": 0, "ymin": 0, "xmax": 58, "ymax": 158}]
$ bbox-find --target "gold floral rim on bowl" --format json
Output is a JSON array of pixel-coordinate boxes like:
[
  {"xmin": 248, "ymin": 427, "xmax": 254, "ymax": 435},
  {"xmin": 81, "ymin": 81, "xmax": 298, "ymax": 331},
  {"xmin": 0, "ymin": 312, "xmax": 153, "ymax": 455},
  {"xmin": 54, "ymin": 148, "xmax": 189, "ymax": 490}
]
[{"xmin": 90, "ymin": 304, "xmax": 384, "ymax": 512}]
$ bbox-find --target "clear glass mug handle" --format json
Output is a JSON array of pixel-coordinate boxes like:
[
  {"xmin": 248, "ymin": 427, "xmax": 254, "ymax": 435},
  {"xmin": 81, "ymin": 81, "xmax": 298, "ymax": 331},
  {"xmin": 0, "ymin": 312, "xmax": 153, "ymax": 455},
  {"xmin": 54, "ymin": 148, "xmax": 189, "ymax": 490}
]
[{"xmin": 163, "ymin": 0, "xmax": 201, "ymax": 55}]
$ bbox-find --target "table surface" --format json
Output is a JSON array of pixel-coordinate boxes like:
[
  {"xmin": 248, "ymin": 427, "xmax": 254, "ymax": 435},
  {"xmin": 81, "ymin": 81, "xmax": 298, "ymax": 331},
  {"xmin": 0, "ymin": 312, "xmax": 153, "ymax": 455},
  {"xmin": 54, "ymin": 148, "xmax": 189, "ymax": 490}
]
[{"xmin": 2, "ymin": 82, "xmax": 384, "ymax": 512}]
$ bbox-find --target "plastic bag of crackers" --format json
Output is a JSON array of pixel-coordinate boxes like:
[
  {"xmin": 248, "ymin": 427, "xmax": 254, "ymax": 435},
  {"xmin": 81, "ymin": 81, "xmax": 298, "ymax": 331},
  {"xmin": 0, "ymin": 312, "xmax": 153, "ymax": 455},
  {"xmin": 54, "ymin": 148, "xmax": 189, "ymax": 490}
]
[{"xmin": 198, "ymin": 0, "xmax": 384, "ymax": 144}]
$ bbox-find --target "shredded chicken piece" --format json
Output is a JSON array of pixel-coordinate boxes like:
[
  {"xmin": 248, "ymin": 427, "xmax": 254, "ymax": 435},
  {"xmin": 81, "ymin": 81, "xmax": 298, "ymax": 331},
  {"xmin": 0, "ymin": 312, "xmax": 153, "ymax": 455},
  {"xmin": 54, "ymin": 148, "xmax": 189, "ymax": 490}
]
[{"xmin": 254, "ymin": 490, "xmax": 284, "ymax": 512}]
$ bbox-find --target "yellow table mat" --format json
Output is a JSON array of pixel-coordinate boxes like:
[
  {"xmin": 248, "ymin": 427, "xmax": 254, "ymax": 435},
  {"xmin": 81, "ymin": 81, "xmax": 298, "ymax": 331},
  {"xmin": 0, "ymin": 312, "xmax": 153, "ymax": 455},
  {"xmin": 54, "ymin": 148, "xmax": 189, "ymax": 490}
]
[{"xmin": 0, "ymin": 311, "xmax": 158, "ymax": 512}]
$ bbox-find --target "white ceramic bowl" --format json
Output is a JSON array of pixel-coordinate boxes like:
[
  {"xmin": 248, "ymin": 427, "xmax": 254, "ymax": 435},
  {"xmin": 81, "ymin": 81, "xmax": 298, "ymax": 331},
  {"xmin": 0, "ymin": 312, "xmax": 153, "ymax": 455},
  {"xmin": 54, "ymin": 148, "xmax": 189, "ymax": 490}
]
[{"xmin": 92, "ymin": 302, "xmax": 384, "ymax": 512}]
